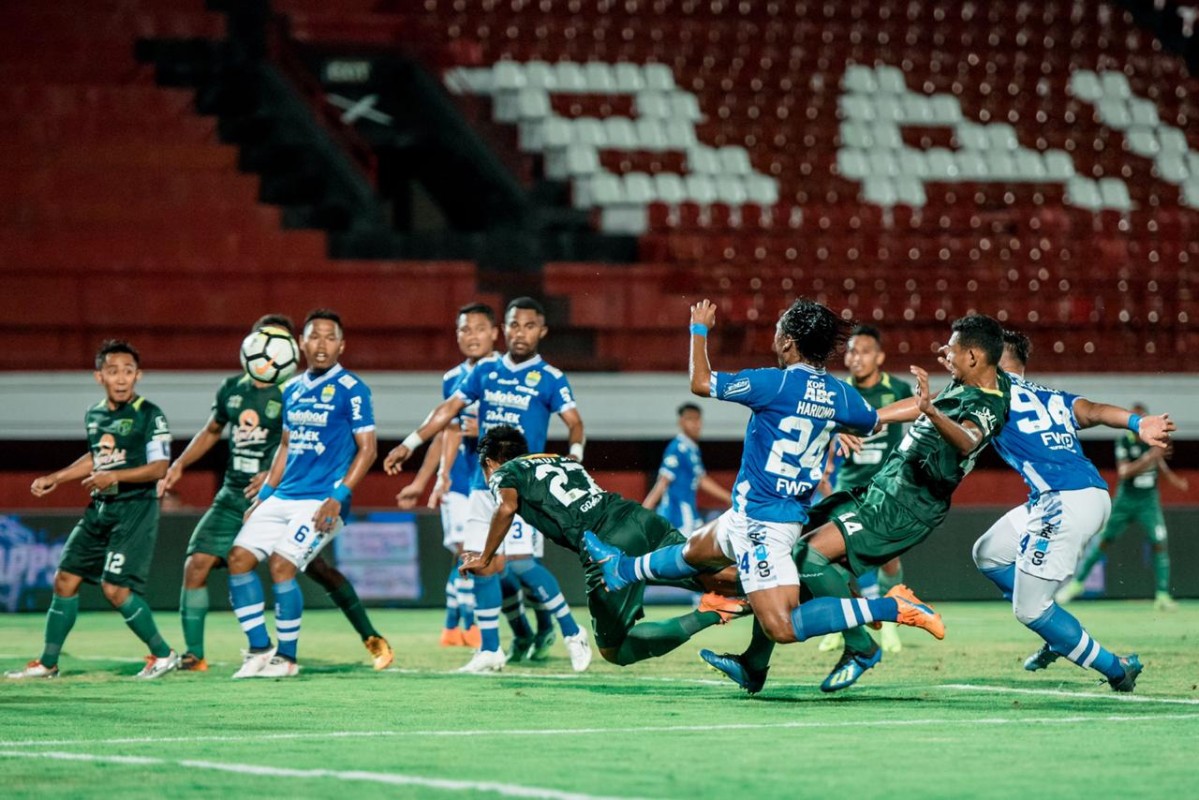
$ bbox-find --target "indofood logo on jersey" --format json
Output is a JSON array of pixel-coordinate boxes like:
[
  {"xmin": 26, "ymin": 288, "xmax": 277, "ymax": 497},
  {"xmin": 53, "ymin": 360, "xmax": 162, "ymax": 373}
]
[
  {"xmin": 288, "ymin": 409, "xmax": 330, "ymax": 427},
  {"xmin": 233, "ymin": 409, "xmax": 270, "ymax": 446},
  {"xmin": 0, "ymin": 516, "xmax": 64, "ymax": 612},
  {"xmin": 484, "ymin": 389, "xmax": 533, "ymax": 410}
]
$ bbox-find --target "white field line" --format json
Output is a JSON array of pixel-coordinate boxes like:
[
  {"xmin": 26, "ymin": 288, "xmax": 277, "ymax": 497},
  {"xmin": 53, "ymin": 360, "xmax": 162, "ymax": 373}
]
[
  {"xmin": 2, "ymin": 712, "xmax": 1197, "ymax": 750},
  {"xmin": 939, "ymin": 683, "xmax": 1199, "ymax": 706},
  {"xmin": 0, "ymin": 750, "xmax": 649, "ymax": 800}
]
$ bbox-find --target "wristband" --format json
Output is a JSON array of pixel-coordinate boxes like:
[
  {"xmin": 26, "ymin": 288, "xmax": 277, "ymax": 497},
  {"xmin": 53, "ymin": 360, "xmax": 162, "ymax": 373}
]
[
  {"xmin": 1128, "ymin": 414, "xmax": 1142, "ymax": 434},
  {"xmin": 690, "ymin": 322, "xmax": 709, "ymax": 337},
  {"xmin": 401, "ymin": 431, "xmax": 425, "ymax": 451},
  {"xmin": 332, "ymin": 484, "xmax": 352, "ymax": 505},
  {"xmin": 569, "ymin": 442, "xmax": 585, "ymax": 462},
  {"xmin": 256, "ymin": 484, "xmax": 276, "ymax": 503}
]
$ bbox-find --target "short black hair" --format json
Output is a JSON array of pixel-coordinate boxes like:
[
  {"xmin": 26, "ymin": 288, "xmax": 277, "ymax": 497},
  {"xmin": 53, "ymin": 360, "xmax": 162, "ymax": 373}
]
[
  {"xmin": 303, "ymin": 308, "xmax": 343, "ymax": 336},
  {"xmin": 951, "ymin": 314, "xmax": 1005, "ymax": 366},
  {"xmin": 253, "ymin": 313, "xmax": 296, "ymax": 337},
  {"xmin": 505, "ymin": 296, "xmax": 546, "ymax": 318},
  {"xmin": 458, "ymin": 302, "xmax": 496, "ymax": 324},
  {"xmin": 778, "ymin": 298, "xmax": 852, "ymax": 368},
  {"xmin": 478, "ymin": 425, "xmax": 529, "ymax": 467},
  {"xmin": 95, "ymin": 339, "xmax": 140, "ymax": 370},
  {"xmin": 850, "ymin": 324, "xmax": 882, "ymax": 346},
  {"xmin": 1002, "ymin": 329, "xmax": 1033, "ymax": 367},
  {"xmin": 677, "ymin": 402, "xmax": 702, "ymax": 417}
]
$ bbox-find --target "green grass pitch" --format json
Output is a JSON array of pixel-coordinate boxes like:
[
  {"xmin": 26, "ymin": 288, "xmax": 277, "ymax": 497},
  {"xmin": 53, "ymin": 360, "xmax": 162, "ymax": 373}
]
[{"xmin": 1, "ymin": 601, "xmax": 1196, "ymax": 799}]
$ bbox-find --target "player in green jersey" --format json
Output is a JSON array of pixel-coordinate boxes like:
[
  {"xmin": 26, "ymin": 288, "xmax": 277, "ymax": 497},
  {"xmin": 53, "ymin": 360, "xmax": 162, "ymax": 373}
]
[
  {"xmin": 1057, "ymin": 403, "xmax": 1189, "ymax": 610},
  {"xmin": 7, "ymin": 341, "xmax": 179, "ymax": 680},
  {"xmin": 462, "ymin": 426, "xmax": 748, "ymax": 667},
  {"xmin": 160, "ymin": 315, "xmax": 393, "ymax": 671},
  {"xmin": 704, "ymin": 315, "xmax": 1010, "ymax": 694},
  {"xmin": 819, "ymin": 325, "xmax": 915, "ymax": 656}
]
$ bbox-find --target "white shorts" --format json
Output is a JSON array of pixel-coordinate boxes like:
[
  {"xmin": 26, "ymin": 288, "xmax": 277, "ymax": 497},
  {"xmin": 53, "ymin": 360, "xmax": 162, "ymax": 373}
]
[
  {"xmin": 712, "ymin": 508, "xmax": 801, "ymax": 594},
  {"xmin": 975, "ymin": 487, "xmax": 1111, "ymax": 583},
  {"xmin": 440, "ymin": 491, "xmax": 469, "ymax": 551},
  {"xmin": 234, "ymin": 496, "xmax": 342, "ymax": 570},
  {"xmin": 463, "ymin": 488, "xmax": 543, "ymax": 557}
]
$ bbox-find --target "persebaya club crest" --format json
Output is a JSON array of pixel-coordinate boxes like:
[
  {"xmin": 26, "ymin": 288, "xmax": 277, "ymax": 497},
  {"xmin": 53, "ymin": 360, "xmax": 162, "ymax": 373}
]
[{"xmin": 265, "ymin": 400, "xmax": 282, "ymax": 419}]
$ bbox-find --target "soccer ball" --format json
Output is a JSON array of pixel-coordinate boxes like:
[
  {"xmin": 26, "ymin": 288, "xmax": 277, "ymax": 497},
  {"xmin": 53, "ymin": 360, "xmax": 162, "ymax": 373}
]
[{"xmin": 240, "ymin": 326, "xmax": 300, "ymax": 385}]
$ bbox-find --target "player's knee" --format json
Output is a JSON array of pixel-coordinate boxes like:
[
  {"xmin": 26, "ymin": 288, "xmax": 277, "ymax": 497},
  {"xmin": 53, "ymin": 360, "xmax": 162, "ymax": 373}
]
[
  {"xmin": 760, "ymin": 615, "xmax": 797, "ymax": 644},
  {"xmin": 183, "ymin": 555, "xmax": 213, "ymax": 588},
  {"xmin": 1012, "ymin": 592, "xmax": 1052, "ymax": 627},
  {"xmin": 52, "ymin": 570, "xmax": 82, "ymax": 597},
  {"xmin": 268, "ymin": 553, "xmax": 298, "ymax": 582},
  {"xmin": 100, "ymin": 581, "xmax": 130, "ymax": 606},
  {"xmin": 226, "ymin": 546, "xmax": 256, "ymax": 574},
  {"xmin": 599, "ymin": 647, "xmax": 623, "ymax": 665},
  {"xmin": 304, "ymin": 557, "xmax": 344, "ymax": 590},
  {"xmin": 971, "ymin": 536, "xmax": 996, "ymax": 570}
]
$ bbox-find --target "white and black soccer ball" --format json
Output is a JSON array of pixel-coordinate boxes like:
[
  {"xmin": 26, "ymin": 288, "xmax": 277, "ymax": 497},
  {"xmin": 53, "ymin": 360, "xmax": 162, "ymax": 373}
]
[{"xmin": 240, "ymin": 326, "xmax": 300, "ymax": 385}]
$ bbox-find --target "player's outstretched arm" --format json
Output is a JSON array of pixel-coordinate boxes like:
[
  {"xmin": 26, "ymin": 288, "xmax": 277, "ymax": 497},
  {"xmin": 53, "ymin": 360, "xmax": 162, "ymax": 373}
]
[
  {"xmin": 1159, "ymin": 456, "xmax": 1190, "ymax": 491},
  {"xmin": 689, "ymin": 299, "xmax": 717, "ymax": 396},
  {"xmin": 876, "ymin": 395, "xmax": 922, "ymax": 426},
  {"xmin": 1073, "ymin": 399, "xmax": 1175, "ymax": 448},
  {"xmin": 313, "ymin": 429, "xmax": 378, "ymax": 532},
  {"xmin": 911, "ymin": 365, "xmax": 983, "ymax": 454},
  {"xmin": 429, "ymin": 423, "xmax": 463, "ymax": 508},
  {"xmin": 461, "ymin": 487, "xmax": 519, "ymax": 575},
  {"xmin": 561, "ymin": 407, "xmax": 586, "ymax": 461},
  {"xmin": 384, "ymin": 396, "xmax": 466, "ymax": 474},
  {"xmin": 244, "ymin": 429, "xmax": 290, "ymax": 520},
  {"xmin": 396, "ymin": 430, "xmax": 443, "ymax": 509},
  {"xmin": 643, "ymin": 474, "xmax": 671, "ymax": 510},
  {"xmin": 159, "ymin": 414, "xmax": 223, "ymax": 496},
  {"xmin": 30, "ymin": 452, "xmax": 93, "ymax": 497}
]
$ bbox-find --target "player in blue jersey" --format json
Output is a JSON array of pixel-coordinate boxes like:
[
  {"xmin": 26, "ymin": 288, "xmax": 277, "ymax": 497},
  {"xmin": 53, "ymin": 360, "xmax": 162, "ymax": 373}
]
[
  {"xmin": 386, "ymin": 297, "xmax": 590, "ymax": 673},
  {"xmin": 643, "ymin": 403, "xmax": 732, "ymax": 535},
  {"xmin": 970, "ymin": 331, "xmax": 1172, "ymax": 691},
  {"xmin": 396, "ymin": 303, "xmax": 499, "ymax": 650},
  {"xmin": 586, "ymin": 298, "xmax": 878, "ymax": 652},
  {"xmin": 226, "ymin": 309, "xmax": 378, "ymax": 679}
]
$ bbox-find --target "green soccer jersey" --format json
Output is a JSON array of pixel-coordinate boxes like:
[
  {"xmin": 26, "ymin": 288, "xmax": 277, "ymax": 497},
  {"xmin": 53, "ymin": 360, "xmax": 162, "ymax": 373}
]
[
  {"xmin": 211, "ymin": 374, "xmax": 284, "ymax": 492},
  {"xmin": 870, "ymin": 371, "xmax": 1011, "ymax": 520},
  {"xmin": 490, "ymin": 454, "xmax": 618, "ymax": 554},
  {"xmin": 1115, "ymin": 433, "xmax": 1158, "ymax": 497},
  {"xmin": 835, "ymin": 371, "xmax": 915, "ymax": 490},
  {"xmin": 84, "ymin": 395, "xmax": 171, "ymax": 499}
]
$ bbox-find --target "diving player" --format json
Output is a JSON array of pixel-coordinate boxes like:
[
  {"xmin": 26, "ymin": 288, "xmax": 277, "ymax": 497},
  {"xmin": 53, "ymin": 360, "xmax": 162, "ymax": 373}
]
[
  {"xmin": 226, "ymin": 309, "xmax": 377, "ymax": 678},
  {"xmin": 386, "ymin": 297, "xmax": 590, "ymax": 673},
  {"xmin": 160, "ymin": 315, "xmax": 392, "ymax": 672},
  {"xmin": 7, "ymin": 341, "xmax": 179, "ymax": 679},
  {"xmin": 971, "ymin": 330, "xmax": 1168, "ymax": 691},
  {"xmin": 643, "ymin": 403, "xmax": 732, "ymax": 535}
]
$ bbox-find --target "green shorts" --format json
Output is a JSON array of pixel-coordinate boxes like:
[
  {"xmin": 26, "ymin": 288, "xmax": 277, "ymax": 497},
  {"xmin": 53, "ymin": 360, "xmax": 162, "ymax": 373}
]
[
  {"xmin": 584, "ymin": 499, "xmax": 688, "ymax": 650},
  {"xmin": 809, "ymin": 485, "xmax": 935, "ymax": 577},
  {"xmin": 58, "ymin": 497, "xmax": 160, "ymax": 592},
  {"xmin": 1102, "ymin": 492, "xmax": 1167, "ymax": 544},
  {"xmin": 186, "ymin": 486, "xmax": 250, "ymax": 561}
]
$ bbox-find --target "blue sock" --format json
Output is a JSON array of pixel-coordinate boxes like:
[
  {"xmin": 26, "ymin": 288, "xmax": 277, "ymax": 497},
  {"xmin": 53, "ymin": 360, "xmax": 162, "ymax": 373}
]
[
  {"xmin": 790, "ymin": 596, "xmax": 899, "ymax": 642},
  {"xmin": 499, "ymin": 567, "xmax": 534, "ymax": 638},
  {"xmin": 444, "ymin": 562, "xmax": 461, "ymax": 629},
  {"xmin": 229, "ymin": 571, "xmax": 271, "ymax": 650},
  {"xmin": 456, "ymin": 573, "xmax": 476, "ymax": 628},
  {"xmin": 273, "ymin": 578, "xmax": 303, "ymax": 661},
  {"xmin": 617, "ymin": 544, "xmax": 699, "ymax": 583},
  {"xmin": 980, "ymin": 564, "xmax": 1016, "ymax": 600},
  {"xmin": 514, "ymin": 562, "xmax": 580, "ymax": 637},
  {"xmin": 473, "ymin": 573, "xmax": 502, "ymax": 652},
  {"xmin": 1026, "ymin": 604, "xmax": 1124, "ymax": 681},
  {"xmin": 857, "ymin": 569, "xmax": 881, "ymax": 599}
]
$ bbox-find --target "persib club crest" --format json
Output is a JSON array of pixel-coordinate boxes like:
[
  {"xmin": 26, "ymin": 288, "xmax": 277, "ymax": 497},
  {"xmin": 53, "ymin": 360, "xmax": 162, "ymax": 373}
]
[
  {"xmin": 525, "ymin": 370, "xmax": 542, "ymax": 388},
  {"xmin": 265, "ymin": 400, "xmax": 282, "ymax": 419},
  {"xmin": 321, "ymin": 385, "xmax": 336, "ymax": 403}
]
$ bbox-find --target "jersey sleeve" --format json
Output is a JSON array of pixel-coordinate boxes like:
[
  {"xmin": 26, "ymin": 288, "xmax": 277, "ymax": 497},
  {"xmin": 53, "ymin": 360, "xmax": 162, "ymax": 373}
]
[
  {"xmin": 347, "ymin": 380, "xmax": 375, "ymax": 434},
  {"xmin": 144, "ymin": 404, "xmax": 172, "ymax": 463},
  {"xmin": 453, "ymin": 362, "xmax": 485, "ymax": 405},
  {"xmin": 835, "ymin": 382, "xmax": 880, "ymax": 433},
  {"xmin": 548, "ymin": 371, "xmax": 577, "ymax": 414},
  {"xmin": 710, "ymin": 368, "xmax": 781, "ymax": 410},
  {"xmin": 960, "ymin": 391, "xmax": 1006, "ymax": 447},
  {"xmin": 658, "ymin": 441, "xmax": 680, "ymax": 480},
  {"xmin": 211, "ymin": 381, "xmax": 231, "ymax": 427}
]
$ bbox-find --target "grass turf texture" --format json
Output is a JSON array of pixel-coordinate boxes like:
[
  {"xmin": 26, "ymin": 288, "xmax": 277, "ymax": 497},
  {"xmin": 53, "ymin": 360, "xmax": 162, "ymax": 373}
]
[{"xmin": 1, "ymin": 601, "xmax": 1196, "ymax": 799}]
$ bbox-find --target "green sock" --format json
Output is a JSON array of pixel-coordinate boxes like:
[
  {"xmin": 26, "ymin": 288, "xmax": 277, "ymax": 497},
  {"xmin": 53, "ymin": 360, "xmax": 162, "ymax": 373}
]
[
  {"xmin": 180, "ymin": 587, "xmax": 209, "ymax": 659},
  {"xmin": 40, "ymin": 594, "xmax": 79, "ymax": 669},
  {"xmin": 740, "ymin": 617, "xmax": 776, "ymax": 673},
  {"xmin": 877, "ymin": 563, "xmax": 904, "ymax": 595},
  {"xmin": 119, "ymin": 594, "xmax": 171, "ymax": 658},
  {"xmin": 614, "ymin": 610, "xmax": 721, "ymax": 666},
  {"xmin": 328, "ymin": 582, "xmax": 380, "ymax": 641},
  {"xmin": 1153, "ymin": 548, "xmax": 1171, "ymax": 594}
]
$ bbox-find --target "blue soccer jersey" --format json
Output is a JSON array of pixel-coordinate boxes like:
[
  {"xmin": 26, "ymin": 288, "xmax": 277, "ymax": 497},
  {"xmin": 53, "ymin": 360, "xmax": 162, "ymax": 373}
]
[
  {"xmin": 711, "ymin": 363, "xmax": 878, "ymax": 523},
  {"xmin": 657, "ymin": 433, "xmax": 705, "ymax": 531},
  {"xmin": 275, "ymin": 364, "xmax": 375, "ymax": 504},
  {"xmin": 992, "ymin": 372, "xmax": 1105, "ymax": 500},
  {"xmin": 455, "ymin": 353, "xmax": 577, "ymax": 490},
  {"xmin": 442, "ymin": 359, "xmax": 483, "ymax": 496}
]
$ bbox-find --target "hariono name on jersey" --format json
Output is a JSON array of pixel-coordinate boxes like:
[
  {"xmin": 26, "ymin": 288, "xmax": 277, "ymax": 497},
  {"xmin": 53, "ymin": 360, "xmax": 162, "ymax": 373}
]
[
  {"xmin": 658, "ymin": 434, "xmax": 705, "ymax": 530},
  {"xmin": 711, "ymin": 363, "xmax": 878, "ymax": 523},
  {"xmin": 992, "ymin": 372, "xmax": 1105, "ymax": 499},
  {"xmin": 443, "ymin": 359, "xmax": 482, "ymax": 496},
  {"xmin": 275, "ymin": 364, "xmax": 375, "ymax": 503},
  {"xmin": 455, "ymin": 353, "xmax": 577, "ymax": 490}
]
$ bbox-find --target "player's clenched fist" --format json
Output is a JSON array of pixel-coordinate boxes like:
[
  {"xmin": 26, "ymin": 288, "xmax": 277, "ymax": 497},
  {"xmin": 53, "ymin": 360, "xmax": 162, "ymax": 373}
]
[{"xmin": 383, "ymin": 445, "xmax": 411, "ymax": 475}]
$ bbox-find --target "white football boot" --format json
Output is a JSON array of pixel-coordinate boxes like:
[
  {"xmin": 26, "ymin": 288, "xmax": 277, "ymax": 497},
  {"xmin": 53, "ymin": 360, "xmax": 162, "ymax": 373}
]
[
  {"xmin": 564, "ymin": 630, "xmax": 592, "ymax": 672},
  {"xmin": 457, "ymin": 649, "xmax": 507, "ymax": 674},
  {"xmin": 135, "ymin": 650, "xmax": 180, "ymax": 680}
]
